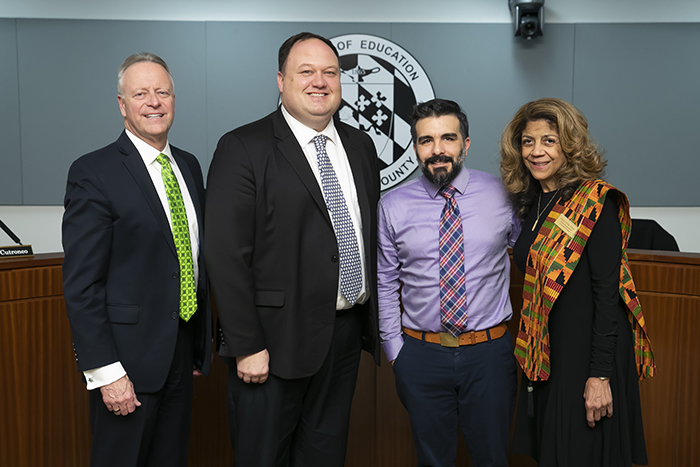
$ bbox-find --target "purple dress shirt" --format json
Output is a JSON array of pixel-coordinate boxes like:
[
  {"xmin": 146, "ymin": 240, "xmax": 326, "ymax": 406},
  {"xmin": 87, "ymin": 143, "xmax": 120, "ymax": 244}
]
[{"xmin": 377, "ymin": 168, "xmax": 521, "ymax": 362}]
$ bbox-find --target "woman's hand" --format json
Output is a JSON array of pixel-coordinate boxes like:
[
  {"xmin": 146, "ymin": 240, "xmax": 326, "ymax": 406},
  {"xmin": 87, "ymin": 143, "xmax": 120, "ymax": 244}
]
[{"xmin": 584, "ymin": 377, "xmax": 613, "ymax": 428}]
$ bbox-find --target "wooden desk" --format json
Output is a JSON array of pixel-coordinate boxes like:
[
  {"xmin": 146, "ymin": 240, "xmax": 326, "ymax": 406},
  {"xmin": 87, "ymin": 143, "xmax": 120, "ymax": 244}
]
[
  {"xmin": 1, "ymin": 250, "xmax": 698, "ymax": 466},
  {"xmin": 0, "ymin": 253, "xmax": 91, "ymax": 466}
]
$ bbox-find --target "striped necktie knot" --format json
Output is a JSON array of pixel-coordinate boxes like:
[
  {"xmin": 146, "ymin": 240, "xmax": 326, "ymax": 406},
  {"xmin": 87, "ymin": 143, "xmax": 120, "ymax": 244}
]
[{"xmin": 439, "ymin": 184, "xmax": 457, "ymax": 200}]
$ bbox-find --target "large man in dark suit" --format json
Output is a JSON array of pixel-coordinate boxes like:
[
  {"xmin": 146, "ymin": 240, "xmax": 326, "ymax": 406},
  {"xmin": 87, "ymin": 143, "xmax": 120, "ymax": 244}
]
[
  {"xmin": 62, "ymin": 52, "xmax": 211, "ymax": 467},
  {"xmin": 205, "ymin": 32, "xmax": 380, "ymax": 467}
]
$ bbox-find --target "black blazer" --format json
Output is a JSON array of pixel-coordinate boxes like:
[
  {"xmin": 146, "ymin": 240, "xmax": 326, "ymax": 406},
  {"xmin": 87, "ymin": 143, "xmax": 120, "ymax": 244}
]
[
  {"xmin": 205, "ymin": 108, "xmax": 380, "ymax": 379},
  {"xmin": 62, "ymin": 131, "xmax": 212, "ymax": 393}
]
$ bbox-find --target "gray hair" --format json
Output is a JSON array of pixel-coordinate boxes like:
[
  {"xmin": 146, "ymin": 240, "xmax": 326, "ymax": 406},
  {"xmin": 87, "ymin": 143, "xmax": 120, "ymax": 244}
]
[{"xmin": 117, "ymin": 52, "xmax": 173, "ymax": 96}]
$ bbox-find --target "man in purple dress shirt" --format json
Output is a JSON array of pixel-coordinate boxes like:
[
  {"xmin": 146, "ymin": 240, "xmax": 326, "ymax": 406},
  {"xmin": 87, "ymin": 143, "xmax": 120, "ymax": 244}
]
[{"xmin": 377, "ymin": 99, "xmax": 520, "ymax": 467}]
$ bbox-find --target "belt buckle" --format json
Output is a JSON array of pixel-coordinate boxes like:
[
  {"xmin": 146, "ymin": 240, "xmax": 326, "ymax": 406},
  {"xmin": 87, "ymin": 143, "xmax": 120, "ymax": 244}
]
[{"xmin": 439, "ymin": 332, "xmax": 459, "ymax": 348}]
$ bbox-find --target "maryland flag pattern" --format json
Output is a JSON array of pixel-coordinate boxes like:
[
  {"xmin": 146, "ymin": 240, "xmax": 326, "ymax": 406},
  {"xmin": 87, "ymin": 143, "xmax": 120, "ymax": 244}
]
[{"xmin": 515, "ymin": 180, "xmax": 656, "ymax": 381}]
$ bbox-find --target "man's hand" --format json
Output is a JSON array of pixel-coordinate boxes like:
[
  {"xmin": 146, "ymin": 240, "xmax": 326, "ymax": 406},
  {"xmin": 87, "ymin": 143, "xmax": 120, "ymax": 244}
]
[
  {"xmin": 584, "ymin": 377, "xmax": 613, "ymax": 428},
  {"xmin": 193, "ymin": 353, "xmax": 215, "ymax": 376},
  {"xmin": 236, "ymin": 349, "xmax": 270, "ymax": 384},
  {"xmin": 100, "ymin": 375, "xmax": 141, "ymax": 416}
]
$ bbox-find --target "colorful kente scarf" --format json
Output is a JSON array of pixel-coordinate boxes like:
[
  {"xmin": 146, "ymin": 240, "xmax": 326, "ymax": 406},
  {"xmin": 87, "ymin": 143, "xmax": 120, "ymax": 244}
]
[{"xmin": 514, "ymin": 180, "xmax": 656, "ymax": 381}]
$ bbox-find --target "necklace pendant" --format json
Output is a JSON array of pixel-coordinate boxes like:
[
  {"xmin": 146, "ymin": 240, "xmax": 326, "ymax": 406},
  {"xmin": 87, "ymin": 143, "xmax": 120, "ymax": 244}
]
[{"xmin": 532, "ymin": 189, "xmax": 560, "ymax": 233}]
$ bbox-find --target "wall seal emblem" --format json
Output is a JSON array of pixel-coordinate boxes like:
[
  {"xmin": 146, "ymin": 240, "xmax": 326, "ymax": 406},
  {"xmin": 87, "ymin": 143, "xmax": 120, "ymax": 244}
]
[{"xmin": 331, "ymin": 34, "xmax": 435, "ymax": 190}]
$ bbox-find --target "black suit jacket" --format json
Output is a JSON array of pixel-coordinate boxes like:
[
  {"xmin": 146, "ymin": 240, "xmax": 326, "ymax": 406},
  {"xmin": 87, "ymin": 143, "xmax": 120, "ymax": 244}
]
[
  {"xmin": 205, "ymin": 108, "xmax": 380, "ymax": 379},
  {"xmin": 62, "ymin": 131, "xmax": 212, "ymax": 393}
]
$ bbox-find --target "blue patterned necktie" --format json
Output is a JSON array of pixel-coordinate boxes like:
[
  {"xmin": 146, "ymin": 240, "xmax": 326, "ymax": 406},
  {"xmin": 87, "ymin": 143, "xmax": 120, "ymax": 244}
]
[
  {"xmin": 438, "ymin": 185, "xmax": 467, "ymax": 336},
  {"xmin": 156, "ymin": 153, "xmax": 197, "ymax": 321},
  {"xmin": 313, "ymin": 135, "xmax": 363, "ymax": 305}
]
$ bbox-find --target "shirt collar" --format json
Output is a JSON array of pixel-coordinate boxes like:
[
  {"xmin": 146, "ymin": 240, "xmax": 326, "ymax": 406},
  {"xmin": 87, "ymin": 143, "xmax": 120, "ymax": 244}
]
[
  {"xmin": 421, "ymin": 165, "xmax": 471, "ymax": 199},
  {"xmin": 125, "ymin": 129, "xmax": 172, "ymax": 167},
  {"xmin": 281, "ymin": 104, "xmax": 338, "ymax": 147}
]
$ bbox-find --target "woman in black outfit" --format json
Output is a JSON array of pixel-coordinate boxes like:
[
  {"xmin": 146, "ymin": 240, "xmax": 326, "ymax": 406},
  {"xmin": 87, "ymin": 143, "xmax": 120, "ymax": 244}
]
[{"xmin": 499, "ymin": 98, "xmax": 655, "ymax": 467}]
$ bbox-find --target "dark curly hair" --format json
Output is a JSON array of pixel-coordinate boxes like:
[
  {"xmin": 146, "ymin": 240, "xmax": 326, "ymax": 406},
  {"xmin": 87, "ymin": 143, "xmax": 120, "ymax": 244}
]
[
  {"xmin": 410, "ymin": 98, "xmax": 469, "ymax": 143},
  {"xmin": 499, "ymin": 98, "xmax": 607, "ymax": 219}
]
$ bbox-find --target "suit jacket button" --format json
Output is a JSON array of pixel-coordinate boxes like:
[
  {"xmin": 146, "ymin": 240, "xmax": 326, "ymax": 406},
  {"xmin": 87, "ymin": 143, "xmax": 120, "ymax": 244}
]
[
  {"xmin": 171, "ymin": 311, "xmax": 178, "ymax": 320},
  {"xmin": 172, "ymin": 272, "xmax": 179, "ymax": 278},
  {"xmin": 331, "ymin": 255, "xmax": 338, "ymax": 263}
]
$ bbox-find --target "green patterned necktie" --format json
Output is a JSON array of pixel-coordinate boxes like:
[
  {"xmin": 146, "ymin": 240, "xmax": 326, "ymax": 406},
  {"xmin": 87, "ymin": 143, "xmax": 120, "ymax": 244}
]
[{"xmin": 156, "ymin": 153, "xmax": 197, "ymax": 321}]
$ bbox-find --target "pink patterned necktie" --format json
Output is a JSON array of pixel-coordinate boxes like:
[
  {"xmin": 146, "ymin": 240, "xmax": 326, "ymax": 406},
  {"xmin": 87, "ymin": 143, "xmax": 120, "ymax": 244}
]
[{"xmin": 438, "ymin": 185, "xmax": 467, "ymax": 336}]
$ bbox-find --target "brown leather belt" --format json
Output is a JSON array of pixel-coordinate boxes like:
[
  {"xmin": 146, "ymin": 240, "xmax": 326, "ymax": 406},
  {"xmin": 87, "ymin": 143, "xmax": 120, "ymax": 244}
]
[{"xmin": 402, "ymin": 322, "xmax": 508, "ymax": 348}]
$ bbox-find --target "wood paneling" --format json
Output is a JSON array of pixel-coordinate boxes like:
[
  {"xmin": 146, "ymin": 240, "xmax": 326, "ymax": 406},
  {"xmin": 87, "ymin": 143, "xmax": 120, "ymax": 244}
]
[
  {"xmin": 0, "ymin": 296, "xmax": 90, "ymax": 466},
  {"xmin": 625, "ymin": 251, "xmax": 700, "ymax": 467},
  {"xmin": 630, "ymin": 263, "xmax": 700, "ymax": 295},
  {"xmin": 634, "ymin": 294, "xmax": 700, "ymax": 466},
  {"xmin": 2, "ymin": 251, "xmax": 699, "ymax": 466},
  {"xmin": 346, "ymin": 353, "xmax": 378, "ymax": 466},
  {"xmin": 188, "ymin": 354, "xmax": 233, "ymax": 466}
]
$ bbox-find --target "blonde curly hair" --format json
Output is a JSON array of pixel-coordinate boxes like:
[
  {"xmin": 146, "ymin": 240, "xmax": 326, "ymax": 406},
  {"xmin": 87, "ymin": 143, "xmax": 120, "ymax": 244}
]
[{"xmin": 499, "ymin": 98, "xmax": 607, "ymax": 219}]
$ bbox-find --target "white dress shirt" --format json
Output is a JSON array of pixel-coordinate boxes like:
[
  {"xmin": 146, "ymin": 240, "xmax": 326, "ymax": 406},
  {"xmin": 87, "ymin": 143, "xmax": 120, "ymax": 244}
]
[{"xmin": 281, "ymin": 105, "xmax": 368, "ymax": 310}]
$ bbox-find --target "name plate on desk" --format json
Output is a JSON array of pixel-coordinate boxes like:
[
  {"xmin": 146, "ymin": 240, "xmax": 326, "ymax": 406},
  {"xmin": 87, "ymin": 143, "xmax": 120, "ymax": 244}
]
[{"xmin": 0, "ymin": 244, "xmax": 34, "ymax": 259}]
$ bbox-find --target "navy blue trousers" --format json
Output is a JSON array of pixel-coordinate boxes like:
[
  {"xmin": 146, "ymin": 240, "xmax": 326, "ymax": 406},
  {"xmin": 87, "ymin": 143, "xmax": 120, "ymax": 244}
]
[
  {"xmin": 392, "ymin": 329, "xmax": 517, "ymax": 467},
  {"xmin": 89, "ymin": 318, "xmax": 195, "ymax": 467}
]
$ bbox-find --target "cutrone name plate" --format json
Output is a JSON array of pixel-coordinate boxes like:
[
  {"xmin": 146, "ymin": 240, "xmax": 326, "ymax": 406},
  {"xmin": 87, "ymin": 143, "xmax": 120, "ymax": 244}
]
[{"xmin": 0, "ymin": 244, "xmax": 34, "ymax": 259}]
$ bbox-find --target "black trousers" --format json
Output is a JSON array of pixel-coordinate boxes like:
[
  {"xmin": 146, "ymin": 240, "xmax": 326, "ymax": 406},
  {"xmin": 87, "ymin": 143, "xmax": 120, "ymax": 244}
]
[
  {"xmin": 89, "ymin": 318, "xmax": 194, "ymax": 467},
  {"xmin": 228, "ymin": 309, "xmax": 363, "ymax": 467}
]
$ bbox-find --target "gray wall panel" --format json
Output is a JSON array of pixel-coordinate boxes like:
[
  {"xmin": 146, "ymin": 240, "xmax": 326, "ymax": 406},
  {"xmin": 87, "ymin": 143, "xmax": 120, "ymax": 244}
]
[
  {"xmin": 2, "ymin": 20, "xmax": 698, "ymax": 206},
  {"xmin": 204, "ymin": 22, "xmax": 392, "ymax": 174},
  {"xmin": 16, "ymin": 19, "xmax": 207, "ymax": 204},
  {"xmin": 391, "ymin": 23, "xmax": 576, "ymax": 176},
  {"xmin": 573, "ymin": 23, "xmax": 700, "ymax": 206},
  {"xmin": 0, "ymin": 19, "xmax": 22, "ymax": 204}
]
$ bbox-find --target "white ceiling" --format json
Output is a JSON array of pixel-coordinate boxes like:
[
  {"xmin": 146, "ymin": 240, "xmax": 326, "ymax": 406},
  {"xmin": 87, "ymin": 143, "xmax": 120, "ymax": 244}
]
[{"xmin": 1, "ymin": 0, "xmax": 699, "ymax": 23}]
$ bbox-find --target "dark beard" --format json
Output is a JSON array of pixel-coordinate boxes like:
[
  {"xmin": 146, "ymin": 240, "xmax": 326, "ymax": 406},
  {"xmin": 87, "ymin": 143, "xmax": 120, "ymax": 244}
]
[{"xmin": 419, "ymin": 148, "xmax": 466, "ymax": 187}]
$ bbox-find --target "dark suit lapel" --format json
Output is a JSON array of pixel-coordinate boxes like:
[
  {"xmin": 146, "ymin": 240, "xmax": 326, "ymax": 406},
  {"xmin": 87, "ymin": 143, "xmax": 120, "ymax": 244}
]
[
  {"xmin": 273, "ymin": 110, "xmax": 332, "ymax": 225},
  {"xmin": 118, "ymin": 131, "xmax": 177, "ymax": 256}
]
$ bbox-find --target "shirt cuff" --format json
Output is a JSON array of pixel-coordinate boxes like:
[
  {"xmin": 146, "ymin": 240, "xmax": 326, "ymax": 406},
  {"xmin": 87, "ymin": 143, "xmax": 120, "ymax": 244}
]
[
  {"xmin": 83, "ymin": 362, "xmax": 127, "ymax": 390},
  {"xmin": 381, "ymin": 334, "xmax": 405, "ymax": 363}
]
